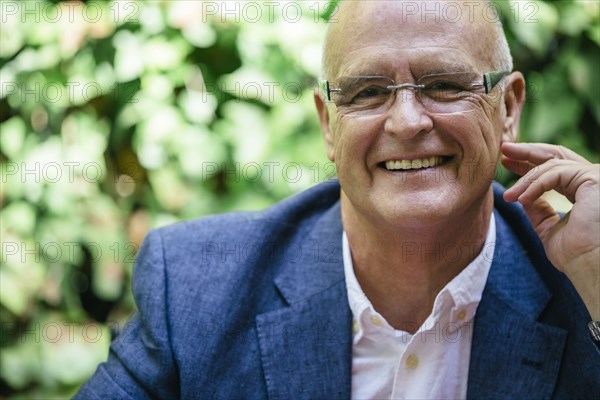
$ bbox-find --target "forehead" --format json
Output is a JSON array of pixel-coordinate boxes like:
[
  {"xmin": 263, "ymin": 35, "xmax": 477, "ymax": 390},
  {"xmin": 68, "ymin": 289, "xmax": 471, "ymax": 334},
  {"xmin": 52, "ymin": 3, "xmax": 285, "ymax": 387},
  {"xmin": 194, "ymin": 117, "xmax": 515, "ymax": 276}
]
[
  {"xmin": 339, "ymin": 45, "xmax": 478, "ymax": 78},
  {"xmin": 329, "ymin": 1, "xmax": 493, "ymax": 77}
]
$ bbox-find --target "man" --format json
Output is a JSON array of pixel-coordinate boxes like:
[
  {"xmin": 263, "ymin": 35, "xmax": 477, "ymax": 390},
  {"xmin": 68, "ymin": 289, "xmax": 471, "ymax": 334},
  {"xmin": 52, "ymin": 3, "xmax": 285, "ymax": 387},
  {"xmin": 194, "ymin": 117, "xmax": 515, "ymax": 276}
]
[{"xmin": 76, "ymin": 1, "xmax": 599, "ymax": 398}]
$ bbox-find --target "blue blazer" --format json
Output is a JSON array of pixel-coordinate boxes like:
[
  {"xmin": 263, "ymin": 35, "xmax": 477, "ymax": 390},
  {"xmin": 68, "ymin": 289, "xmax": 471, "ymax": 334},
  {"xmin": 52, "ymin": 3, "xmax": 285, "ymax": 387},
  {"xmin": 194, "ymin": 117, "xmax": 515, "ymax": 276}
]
[{"xmin": 76, "ymin": 180, "xmax": 600, "ymax": 399}]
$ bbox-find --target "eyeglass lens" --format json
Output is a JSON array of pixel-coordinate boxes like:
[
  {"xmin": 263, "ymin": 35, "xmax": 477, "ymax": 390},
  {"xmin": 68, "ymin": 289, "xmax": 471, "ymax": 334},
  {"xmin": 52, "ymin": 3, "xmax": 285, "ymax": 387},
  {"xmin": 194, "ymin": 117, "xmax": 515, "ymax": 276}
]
[{"xmin": 330, "ymin": 72, "xmax": 492, "ymax": 116}]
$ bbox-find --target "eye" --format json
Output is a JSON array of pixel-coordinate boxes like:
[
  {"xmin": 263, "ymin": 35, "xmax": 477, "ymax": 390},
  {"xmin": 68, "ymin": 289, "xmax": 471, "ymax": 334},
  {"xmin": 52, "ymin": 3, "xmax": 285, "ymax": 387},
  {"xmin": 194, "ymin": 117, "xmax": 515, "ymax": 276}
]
[
  {"xmin": 352, "ymin": 85, "xmax": 391, "ymax": 100},
  {"xmin": 333, "ymin": 77, "xmax": 395, "ymax": 107},
  {"xmin": 420, "ymin": 79, "xmax": 474, "ymax": 102},
  {"xmin": 424, "ymin": 80, "xmax": 467, "ymax": 92}
]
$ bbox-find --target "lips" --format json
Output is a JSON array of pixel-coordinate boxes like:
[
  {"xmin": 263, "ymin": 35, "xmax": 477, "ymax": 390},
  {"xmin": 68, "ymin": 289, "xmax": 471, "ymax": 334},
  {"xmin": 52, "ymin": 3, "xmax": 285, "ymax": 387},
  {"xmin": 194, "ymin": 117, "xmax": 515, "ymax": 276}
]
[{"xmin": 381, "ymin": 156, "xmax": 452, "ymax": 171}]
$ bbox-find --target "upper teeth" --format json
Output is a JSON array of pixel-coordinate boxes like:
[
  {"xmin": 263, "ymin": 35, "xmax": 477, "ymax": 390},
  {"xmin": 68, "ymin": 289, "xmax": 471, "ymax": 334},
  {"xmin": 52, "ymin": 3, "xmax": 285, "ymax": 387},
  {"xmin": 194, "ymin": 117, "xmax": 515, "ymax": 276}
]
[{"xmin": 385, "ymin": 156, "xmax": 444, "ymax": 170}]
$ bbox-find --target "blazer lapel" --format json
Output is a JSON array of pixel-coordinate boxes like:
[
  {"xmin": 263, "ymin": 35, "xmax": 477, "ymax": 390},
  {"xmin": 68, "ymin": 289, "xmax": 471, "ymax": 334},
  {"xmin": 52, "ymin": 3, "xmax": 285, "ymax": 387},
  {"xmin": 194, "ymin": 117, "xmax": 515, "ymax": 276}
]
[
  {"xmin": 467, "ymin": 210, "xmax": 567, "ymax": 399},
  {"xmin": 256, "ymin": 202, "xmax": 353, "ymax": 400}
]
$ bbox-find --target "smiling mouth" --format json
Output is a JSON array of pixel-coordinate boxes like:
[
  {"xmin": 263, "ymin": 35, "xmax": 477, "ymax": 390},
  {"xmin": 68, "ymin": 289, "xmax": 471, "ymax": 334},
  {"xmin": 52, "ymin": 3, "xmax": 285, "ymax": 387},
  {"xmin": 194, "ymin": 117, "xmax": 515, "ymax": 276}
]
[{"xmin": 379, "ymin": 156, "xmax": 453, "ymax": 171}]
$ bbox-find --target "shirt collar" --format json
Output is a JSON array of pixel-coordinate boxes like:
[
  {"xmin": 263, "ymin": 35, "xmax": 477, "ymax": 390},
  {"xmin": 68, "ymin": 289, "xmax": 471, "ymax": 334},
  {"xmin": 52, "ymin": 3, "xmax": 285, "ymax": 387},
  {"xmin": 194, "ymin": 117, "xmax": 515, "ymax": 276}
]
[{"xmin": 343, "ymin": 213, "xmax": 496, "ymax": 344}]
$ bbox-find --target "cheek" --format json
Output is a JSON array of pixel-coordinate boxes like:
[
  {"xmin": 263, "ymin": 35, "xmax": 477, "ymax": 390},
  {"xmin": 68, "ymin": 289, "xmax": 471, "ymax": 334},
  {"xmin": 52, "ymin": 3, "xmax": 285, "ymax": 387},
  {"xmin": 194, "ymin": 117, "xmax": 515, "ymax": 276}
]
[
  {"xmin": 332, "ymin": 115, "xmax": 381, "ymax": 160},
  {"xmin": 435, "ymin": 107, "xmax": 502, "ymax": 159},
  {"xmin": 468, "ymin": 108, "xmax": 505, "ymax": 167},
  {"xmin": 476, "ymin": 100, "xmax": 505, "ymax": 145},
  {"xmin": 329, "ymin": 116, "xmax": 351, "ymax": 165}
]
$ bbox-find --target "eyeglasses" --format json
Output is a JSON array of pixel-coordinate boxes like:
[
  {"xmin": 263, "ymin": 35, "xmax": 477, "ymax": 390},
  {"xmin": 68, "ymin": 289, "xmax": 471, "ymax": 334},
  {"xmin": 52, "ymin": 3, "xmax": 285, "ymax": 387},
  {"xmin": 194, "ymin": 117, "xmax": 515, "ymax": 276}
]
[{"xmin": 320, "ymin": 71, "xmax": 509, "ymax": 116}]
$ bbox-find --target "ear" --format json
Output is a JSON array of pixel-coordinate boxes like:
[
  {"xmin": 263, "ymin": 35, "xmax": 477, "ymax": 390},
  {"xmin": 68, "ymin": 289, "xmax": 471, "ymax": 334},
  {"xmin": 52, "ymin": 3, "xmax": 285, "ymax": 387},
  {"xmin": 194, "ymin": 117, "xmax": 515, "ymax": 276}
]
[
  {"xmin": 314, "ymin": 90, "xmax": 336, "ymax": 162},
  {"xmin": 500, "ymin": 71, "xmax": 526, "ymax": 143}
]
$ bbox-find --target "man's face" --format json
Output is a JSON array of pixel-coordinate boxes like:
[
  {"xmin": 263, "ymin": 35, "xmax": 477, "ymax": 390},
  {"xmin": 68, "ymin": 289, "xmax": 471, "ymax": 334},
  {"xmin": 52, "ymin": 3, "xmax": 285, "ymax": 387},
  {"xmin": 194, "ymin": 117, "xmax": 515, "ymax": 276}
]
[{"xmin": 317, "ymin": 1, "xmax": 523, "ymax": 229}]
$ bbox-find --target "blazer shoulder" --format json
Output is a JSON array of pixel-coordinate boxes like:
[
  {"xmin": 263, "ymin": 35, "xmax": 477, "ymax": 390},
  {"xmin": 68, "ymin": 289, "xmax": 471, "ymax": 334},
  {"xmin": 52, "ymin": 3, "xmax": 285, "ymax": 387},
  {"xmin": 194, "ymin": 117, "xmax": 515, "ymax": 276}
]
[{"xmin": 132, "ymin": 179, "xmax": 342, "ymax": 308}]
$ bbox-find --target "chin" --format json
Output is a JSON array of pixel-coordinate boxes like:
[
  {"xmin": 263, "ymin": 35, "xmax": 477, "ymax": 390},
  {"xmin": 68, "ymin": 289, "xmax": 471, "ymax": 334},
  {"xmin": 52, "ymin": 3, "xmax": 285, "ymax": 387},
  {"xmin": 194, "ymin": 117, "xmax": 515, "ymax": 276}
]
[
  {"xmin": 370, "ymin": 186, "xmax": 485, "ymax": 229},
  {"xmin": 367, "ymin": 196, "xmax": 449, "ymax": 228}
]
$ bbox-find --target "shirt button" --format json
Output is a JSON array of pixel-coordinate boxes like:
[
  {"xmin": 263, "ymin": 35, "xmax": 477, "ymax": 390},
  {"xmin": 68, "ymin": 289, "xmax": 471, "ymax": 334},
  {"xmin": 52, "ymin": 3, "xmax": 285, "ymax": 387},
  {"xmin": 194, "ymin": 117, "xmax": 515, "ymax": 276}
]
[
  {"xmin": 406, "ymin": 354, "xmax": 419, "ymax": 370},
  {"xmin": 370, "ymin": 314, "xmax": 382, "ymax": 327},
  {"xmin": 457, "ymin": 309, "xmax": 467, "ymax": 321},
  {"xmin": 352, "ymin": 320, "xmax": 359, "ymax": 334}
]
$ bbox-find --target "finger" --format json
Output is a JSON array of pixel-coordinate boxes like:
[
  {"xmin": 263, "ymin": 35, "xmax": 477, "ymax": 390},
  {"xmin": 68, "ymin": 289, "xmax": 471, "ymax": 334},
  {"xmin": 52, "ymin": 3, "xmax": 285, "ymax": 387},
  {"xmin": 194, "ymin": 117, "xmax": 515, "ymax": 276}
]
[
  {"xmin": 513, "ymin": 161, "xmax": 582, "ymax": 204},
  {"xmin": 501, "ymin": 155, "xmax": 536, "ymax": 177},
  {"xmin": 503, "ymin": 159, "xmax": 559, "ymax": 202},
  {"xmin": 521, "ymin": 197, "xmax": 562, "ymax": 244},
  {"xmin": 504, "ymin": 160, "xmax": 571, "ymax": 202},
  {"xmin": 501, "ymin": 142, "xmax": 590, "ymax": 165}
]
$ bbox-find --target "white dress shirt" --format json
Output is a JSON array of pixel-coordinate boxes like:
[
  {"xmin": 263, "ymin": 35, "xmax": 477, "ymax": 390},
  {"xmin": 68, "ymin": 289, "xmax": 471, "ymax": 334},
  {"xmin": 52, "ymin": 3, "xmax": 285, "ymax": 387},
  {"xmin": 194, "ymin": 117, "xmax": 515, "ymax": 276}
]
[{"xmin": 342, "ymin": 214, "xmax": 496, "ymax": 400}]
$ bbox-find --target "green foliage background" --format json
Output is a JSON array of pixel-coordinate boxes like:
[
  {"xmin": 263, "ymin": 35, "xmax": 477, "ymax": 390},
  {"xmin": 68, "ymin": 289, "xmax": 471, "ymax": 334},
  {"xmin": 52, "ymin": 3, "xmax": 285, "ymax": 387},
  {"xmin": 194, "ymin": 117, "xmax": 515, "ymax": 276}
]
[{"xmin": 0, "ymin": 0, "xmax": 598, "ymax": 397}]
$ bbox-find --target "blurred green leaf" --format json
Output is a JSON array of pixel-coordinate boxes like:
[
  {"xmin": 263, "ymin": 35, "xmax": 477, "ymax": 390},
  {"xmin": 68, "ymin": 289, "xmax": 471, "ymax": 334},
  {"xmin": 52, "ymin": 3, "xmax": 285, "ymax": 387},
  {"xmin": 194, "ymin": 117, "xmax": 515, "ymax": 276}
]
[{"xmin": 507, "ymin": 0, "xmax": 559, "ymax": 58}]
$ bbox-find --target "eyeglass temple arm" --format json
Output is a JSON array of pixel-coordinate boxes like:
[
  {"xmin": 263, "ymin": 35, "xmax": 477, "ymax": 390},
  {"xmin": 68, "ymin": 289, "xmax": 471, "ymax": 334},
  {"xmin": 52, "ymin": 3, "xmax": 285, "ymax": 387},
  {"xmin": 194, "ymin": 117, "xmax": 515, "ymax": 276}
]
[
  {"xmin": 320, "ymin": 80, "xmax": 343, "ymax": 101},
  {"xmin": 483, "ymin": 71, "xmax": 510, "ymax": 93},
  {"xmin": 319, "ymin": 80, "xmax": 332, "ymax": 101}
]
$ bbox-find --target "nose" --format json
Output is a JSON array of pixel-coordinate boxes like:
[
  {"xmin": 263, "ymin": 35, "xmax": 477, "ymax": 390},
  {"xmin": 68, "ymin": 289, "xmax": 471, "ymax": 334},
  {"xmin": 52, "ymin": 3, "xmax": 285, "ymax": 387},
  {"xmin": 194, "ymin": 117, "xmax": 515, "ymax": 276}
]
[{"xmin": 383, "ymin": 89, "xmax": 434, "ymax": 139}]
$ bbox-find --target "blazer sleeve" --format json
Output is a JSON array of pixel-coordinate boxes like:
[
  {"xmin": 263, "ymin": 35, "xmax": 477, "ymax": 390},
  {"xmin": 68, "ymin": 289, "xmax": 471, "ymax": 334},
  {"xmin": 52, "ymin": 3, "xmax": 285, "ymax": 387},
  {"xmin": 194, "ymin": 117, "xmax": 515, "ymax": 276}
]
[{"xmin": 74, "ymin": 230, "xmax": 179, "ymax": 399}]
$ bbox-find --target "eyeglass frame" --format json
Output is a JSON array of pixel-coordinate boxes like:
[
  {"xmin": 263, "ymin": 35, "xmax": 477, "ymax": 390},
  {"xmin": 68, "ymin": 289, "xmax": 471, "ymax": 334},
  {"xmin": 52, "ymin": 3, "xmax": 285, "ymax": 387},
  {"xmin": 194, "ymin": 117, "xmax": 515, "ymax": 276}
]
[{"xmin": 319, "ymin": 70, "xmax": 510, "ymax": 104}]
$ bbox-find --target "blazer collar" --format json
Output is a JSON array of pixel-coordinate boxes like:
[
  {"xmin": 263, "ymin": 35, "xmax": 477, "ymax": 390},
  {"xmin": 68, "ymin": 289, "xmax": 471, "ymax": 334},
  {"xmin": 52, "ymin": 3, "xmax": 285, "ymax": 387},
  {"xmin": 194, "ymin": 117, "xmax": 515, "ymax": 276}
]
[
  {"xmin": 273, "ymin": 201, "xmax": 346, "ymax": 305},
  {"xmin": 256, "ymin": 200, "xmax": 353, "ymax": 400},
  {"xmin": 467, "ymin": 209, "xmax": 567, "ymax": 399}
]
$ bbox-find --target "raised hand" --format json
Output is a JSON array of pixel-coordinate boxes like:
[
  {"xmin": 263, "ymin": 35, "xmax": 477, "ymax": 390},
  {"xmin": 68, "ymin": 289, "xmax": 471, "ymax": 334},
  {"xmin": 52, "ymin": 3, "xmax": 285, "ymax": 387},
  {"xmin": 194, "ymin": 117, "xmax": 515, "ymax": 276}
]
[{"xmin": 502, "ymin": 142, "xmax": 599, "ymax": 320}]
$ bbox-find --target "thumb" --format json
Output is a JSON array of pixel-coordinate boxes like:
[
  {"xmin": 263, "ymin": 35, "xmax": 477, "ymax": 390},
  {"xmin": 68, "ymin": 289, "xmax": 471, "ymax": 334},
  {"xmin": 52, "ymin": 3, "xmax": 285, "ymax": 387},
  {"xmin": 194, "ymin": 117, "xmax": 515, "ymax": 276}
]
[{"xmin": 521, "ymin": 197, "xmax": 563, "ymax": 243}]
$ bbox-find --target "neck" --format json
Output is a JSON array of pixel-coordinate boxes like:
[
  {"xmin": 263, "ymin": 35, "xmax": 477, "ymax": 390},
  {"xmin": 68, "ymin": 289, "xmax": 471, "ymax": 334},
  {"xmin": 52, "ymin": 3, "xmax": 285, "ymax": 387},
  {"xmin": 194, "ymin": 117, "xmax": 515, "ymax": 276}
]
[{"xmin": 342, "ymin": 188, "xmax": 493, "ymax": 332}]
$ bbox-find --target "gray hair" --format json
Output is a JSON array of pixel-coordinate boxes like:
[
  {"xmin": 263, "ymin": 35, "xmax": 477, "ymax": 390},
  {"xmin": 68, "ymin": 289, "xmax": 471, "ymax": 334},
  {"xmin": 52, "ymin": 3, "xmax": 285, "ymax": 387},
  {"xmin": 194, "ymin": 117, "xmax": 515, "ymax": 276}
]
[{"xmin": 485, "ymin": 0, "xmax": 513, "ymax": 71}]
